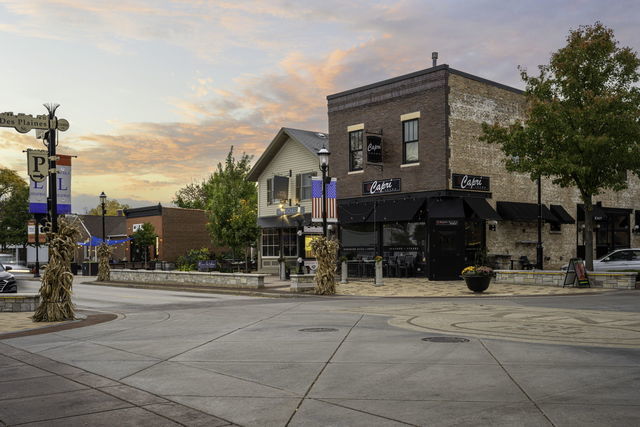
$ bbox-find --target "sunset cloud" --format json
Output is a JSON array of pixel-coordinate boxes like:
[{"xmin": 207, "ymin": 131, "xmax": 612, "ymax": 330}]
[{"xmin": 1, "ymin": 0, "xmax": 638, "ymax": 212}]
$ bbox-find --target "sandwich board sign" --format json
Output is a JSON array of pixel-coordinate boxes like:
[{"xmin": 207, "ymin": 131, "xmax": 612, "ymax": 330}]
[{"xmin": 563, "ymin": 258, "xmax": 591, "ymax": 288}]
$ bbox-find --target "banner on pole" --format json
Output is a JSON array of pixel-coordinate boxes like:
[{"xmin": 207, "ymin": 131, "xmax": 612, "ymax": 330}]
[{"xmin": 28, "ymin": 153, "xmax": 72, "ymax": 214}]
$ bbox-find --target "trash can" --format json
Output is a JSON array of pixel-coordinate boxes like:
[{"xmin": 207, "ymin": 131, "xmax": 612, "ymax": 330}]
[{"xmin": 82, "ymin": 262, "xmax": 98, "ymax": 276}]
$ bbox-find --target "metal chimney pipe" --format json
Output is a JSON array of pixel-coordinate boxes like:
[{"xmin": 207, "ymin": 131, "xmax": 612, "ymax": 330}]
[{"xmin": 432, "ymin": 52, "xmax": 438, "ymax": 67}]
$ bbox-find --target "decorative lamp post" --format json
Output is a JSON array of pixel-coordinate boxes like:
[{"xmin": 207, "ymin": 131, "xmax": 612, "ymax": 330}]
[
  {"xmin": 536, "ymin": 177, "xmax": 543, "ymax": 270},
  {"xmin": 100, "ymin": 192, "xmax": 107, "ymax": 244},
  {"xmin": 317, "ymin": 146, "xmax": 330, "ymax": 237}
]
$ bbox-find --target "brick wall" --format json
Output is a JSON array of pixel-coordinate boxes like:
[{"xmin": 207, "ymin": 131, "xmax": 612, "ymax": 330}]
[
  {"xmin": 448, "ymin": 73, "xmax": 640, "ymax": 268},
  {"xmin": 328, "ymin": 68, "xmax": 449, "ymax": 199},
  {"xmin": 162, "ymin": 207, "xmax": 219, "ymax": 262}
]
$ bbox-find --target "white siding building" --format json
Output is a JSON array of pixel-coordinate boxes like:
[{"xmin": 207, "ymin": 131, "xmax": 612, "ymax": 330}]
[{"xmin": 247, "ymin": 128, "xmax": 329, "ymax": 273}]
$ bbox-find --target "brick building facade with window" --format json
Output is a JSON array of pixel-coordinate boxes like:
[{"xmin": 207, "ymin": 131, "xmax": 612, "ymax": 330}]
[
  {"xmin": 247, "ymin": 128, "xmax": 329, "ymax": 273},
  {"xmin": 328, "ymin": 63, "xmax": 640, "ymax": 280}
]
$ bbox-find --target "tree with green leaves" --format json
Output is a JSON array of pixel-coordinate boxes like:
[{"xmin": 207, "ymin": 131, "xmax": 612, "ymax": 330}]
[
  {"xmin": 0, "ymin": 168, "xmax": 30, "ymax": 249},
  {"xmin": 131, "ymin": 222, "xmax": 157, "ymax": 263},
  {"xmin": 481, "ymin": 22, "xmax": 640, "ymax": 270},
  {"xmin": 172, "ymin": 181, "xmax": 207, "ymax": 210},
  {"xmin": 87, "ymin": 199, "xmax": 130, "ymax": 216},
  {"xmin": 205, "ymin": 147, "xmax": 259, "ymax": 264}
]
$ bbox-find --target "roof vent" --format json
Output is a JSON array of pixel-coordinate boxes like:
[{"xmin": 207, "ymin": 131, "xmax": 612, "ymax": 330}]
[{"xmin": 432, "ymin": 51, "xmax": 438, "ymax": 67}]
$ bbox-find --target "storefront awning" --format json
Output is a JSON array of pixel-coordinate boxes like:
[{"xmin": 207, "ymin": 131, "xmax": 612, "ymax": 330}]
[
  {"xmin": 370, "ymin": 198, "xmax": 425, "ymax": 222},
  {"xmin": 463, "ymin": 198, "xmax": 501, "ymax": 220},
  {"xmin": 338, "ymin": 202, "xmax": 374, "ymax": 224},
  {"xmin": 428, "ymin": 198, "xmax": 465, "ymax": 218},
  {"xmin": 496, "ymin": 201, "xmax": 557, "ymax": 222},
  {"xmin": 550, "ymin": 204, "xmax": 575, "ymax": 224},
  {"xmin": 257, "ymin": 213, "xmax": 310, "ymax": 228}
]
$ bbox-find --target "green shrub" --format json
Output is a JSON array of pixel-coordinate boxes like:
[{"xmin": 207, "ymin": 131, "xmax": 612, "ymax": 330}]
[{"xmin": 175, "ymin": 248, "xmax": 212, "ymax": 271}]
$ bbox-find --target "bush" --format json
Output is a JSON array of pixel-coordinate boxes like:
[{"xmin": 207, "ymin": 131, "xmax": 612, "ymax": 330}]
[{"xmin": 175, "ymin": 248, "xmax": 212, "ymax": 271}]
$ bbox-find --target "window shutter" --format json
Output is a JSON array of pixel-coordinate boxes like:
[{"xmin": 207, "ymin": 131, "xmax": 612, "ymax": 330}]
[
  {"xmin": 295, "ymin": 174, "xmax": 301, "ymax": 201},
  {"xmin": 267, "ymin": 178, "xmax": 272, "ymax": 205}
]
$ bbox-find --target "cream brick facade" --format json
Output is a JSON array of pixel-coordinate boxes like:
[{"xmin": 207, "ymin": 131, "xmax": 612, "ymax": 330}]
[{"xmin": 448, "ymin": 73, "xmax": 640, "ymax": 268}]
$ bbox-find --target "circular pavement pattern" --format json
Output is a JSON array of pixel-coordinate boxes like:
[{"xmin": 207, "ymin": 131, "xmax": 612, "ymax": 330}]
[{"xmin": 346, "ymin": 303, "xmax": 640, "ymax": 348}]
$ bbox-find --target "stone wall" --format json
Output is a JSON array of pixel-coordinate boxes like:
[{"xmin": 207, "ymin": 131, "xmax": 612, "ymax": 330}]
[
  {"xmin": 0, "ymin": 293, "xmax": 39, "ymax": 312},
  {"xmin": 289, "ymin": 274, "xmax": 315, "ymax": 292},
  {"xmin": 495, "ymin": 270, "xmax": 637, "ymax": 289},
  {"xmin": 110, "ymin": 270, "xmax": 267, "ymax": 289},
  {"xmin": 448, "ymin": 73, "xmax": 640, "ymax": 268}
]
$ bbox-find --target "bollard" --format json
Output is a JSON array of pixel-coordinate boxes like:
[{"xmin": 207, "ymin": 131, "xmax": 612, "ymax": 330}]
[{"xmin": 341, "ymin": 261, "xmax": 348, "ymax": 284}]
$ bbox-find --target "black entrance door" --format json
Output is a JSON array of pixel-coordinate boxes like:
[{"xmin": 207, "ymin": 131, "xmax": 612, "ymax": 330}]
[{"xmin": 428, "ymin": 219, "xmax": 465, "ymax": 280}]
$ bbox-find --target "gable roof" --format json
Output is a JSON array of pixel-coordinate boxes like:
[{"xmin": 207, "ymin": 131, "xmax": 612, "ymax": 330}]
[
  {"xmin": 78, "ymin": 215, "xmax": 127, "ymax": 238},
  {"xmin": 247, "ymin": 127, "xmax": 329, "ymax": 181}
]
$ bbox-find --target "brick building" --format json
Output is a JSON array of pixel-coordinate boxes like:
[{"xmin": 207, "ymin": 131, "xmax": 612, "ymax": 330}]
[
  {"xmin": 75, "ymin": 214, "xmax": 128, "ymax": 262},
  {"xmin": 124, "ymin": 204, "xmax": 217, "ymax": 262},
  {"xmin": 328, "ymin": 62, "xmax": 640, "ymax": 280}
]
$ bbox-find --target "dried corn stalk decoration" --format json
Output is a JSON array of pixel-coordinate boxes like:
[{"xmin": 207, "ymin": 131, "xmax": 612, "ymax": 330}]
[
  {"xmin": 310, "ymin": 236, "xmax": 339, "ymax": 295},
  {"xmin": 97, "ymin": 243, "xmax": 111, "ymax": 282},
  {"xmin": 33, "ymin": 217, "xmax": 80, "ymax": 322}
]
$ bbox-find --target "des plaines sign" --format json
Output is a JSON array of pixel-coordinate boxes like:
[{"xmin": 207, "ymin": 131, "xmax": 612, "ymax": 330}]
[
  {"xmin": 452, "ymin": 173, "xmax": 490, "ymax": 192},
  {"xmin": 362, "ymin": 178, "xmax": 401, "ymax": 195}
]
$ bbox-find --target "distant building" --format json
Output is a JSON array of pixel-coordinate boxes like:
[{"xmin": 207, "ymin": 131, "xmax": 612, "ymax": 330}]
[
  {"xmin": 75, "ymin": 214, "xmax": 128, "ymax": 262},
  {"xmin": 247, "ymin": 128, "xmax": 330, "ymax": 273},
  {"xmin": 123, "ymin": 204, "xmax": 217, "ymax": 262}
]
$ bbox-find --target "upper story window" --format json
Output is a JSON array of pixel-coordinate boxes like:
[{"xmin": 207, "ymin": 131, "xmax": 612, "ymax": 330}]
[
  {"xmin": 349, "ymin": 130, "xmax": 364, "ymax": 171},
  {"xmin": 403, "ymin": 118, "xmax": 419, "ymax": 164},
  {"xmin": 266, "ymin": 178, "xmax": 273, "ymax": 205},
  {"xmin": 296, "ymin": 172, "xmax": 317, "ymax": 201}
]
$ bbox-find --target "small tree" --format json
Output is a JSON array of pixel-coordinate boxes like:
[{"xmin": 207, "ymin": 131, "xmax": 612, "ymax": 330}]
[
  {"xmin": 131, "ymin": 223, "xmax": 157, "ymax": 263},
  {"xmin": 205, "ymin": 147, "xmax": 259, "ymax": 262},
  {"xmin": 481, "ymin": 22, "xmax": 640, "ymax": 269},
  {"xmin": 0, "ymin": 168, "xmax": 29, "ymax": 250}
]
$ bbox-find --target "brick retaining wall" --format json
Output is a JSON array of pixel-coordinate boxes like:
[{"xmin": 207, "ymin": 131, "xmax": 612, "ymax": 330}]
[
  {"xmin": 110, "ymin": 269, "xmax": 267, "ymax": 289},
  {"xmin": 0, "ymin": 293, "xmax": 40, "ymax": 312},
  {"xmin": 495, "ymin": 270, "xmax": 637, "ymax": 289}
]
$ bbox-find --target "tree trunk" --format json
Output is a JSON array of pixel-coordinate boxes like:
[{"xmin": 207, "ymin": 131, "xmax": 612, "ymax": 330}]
[{"xmin": 583, "ymin": 195, "xmax": 594, "ymax": 270}]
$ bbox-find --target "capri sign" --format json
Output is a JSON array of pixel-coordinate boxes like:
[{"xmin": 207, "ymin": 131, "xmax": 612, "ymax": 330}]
[{"xmin": 0, "ymin": 112, "xmax": 69, "ymax": 133}]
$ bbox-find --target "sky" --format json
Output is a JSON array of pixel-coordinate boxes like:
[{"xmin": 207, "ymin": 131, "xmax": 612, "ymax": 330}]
[{"xmin": 1, "ymin": 0, "xmax": 639, "ymax": 214}]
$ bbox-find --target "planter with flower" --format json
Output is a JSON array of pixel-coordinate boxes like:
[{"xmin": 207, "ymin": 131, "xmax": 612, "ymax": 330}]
[{"xmin": 460, "ymin": 265, "xmax": 494, "ymax": 293}]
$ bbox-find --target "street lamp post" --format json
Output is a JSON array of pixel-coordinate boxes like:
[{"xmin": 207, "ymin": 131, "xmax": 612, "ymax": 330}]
[
  {"xmin": 100, "ymin": 192, "xmax": 107, "ymax": 244},
  {"xmin": 317, "ymin": 147, "xmax": 330, "ymax": 237}
]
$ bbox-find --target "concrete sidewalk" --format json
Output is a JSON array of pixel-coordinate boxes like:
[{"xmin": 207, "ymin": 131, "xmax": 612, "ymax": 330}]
[{"xmin": 0, "ymin": 341, "xmax": 233, "ymax": 426}]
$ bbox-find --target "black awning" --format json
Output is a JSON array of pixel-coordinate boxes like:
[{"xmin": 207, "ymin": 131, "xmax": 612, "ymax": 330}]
[
  {"xmin": 550, "ymin": 204, "xmax": 575, "ymax": 224},
  {"xmin": 258, "ymin": 213, "xmax": 310, "ymax": 228},
  {"xmin": 428, "ymin": 198, "xmax": 465, "ymax": 218},
  {"xmin": 496, "ymin": 201, "xmax": 557, "ymax": 222},
  {"xmin": 464, "ymin": 198, "xmax": 501, "ymax": 220},
  {"xmin": 371, "ymin": 198, "xmax": 425, "ymax": 222},
  {"xmin": 338, "ymin": 202, "xmax": 374, "ymax": 224}
]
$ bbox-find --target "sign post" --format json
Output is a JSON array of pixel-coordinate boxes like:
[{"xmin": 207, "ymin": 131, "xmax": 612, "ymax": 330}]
[{"xmin": 563, "ymin": 258, "xmax": 591, "ymax": 287}]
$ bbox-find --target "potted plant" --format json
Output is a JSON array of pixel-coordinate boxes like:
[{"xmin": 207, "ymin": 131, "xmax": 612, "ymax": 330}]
[{"xmin": 461, "ymin": 265, "xmax": 494, "ymax": 293}]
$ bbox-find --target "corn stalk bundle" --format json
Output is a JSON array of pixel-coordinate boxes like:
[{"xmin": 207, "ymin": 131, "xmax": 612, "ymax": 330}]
[
  {"xmin": 310, "ymin": 236, "xmax": 339, "ymax": 295},
  {"xmin": 33, "ymin": 217, "xmax": 80, "ymax": 322},
  {"xmin": 97, "ymin": 243, "xmax": 111, "ymax": 281}
]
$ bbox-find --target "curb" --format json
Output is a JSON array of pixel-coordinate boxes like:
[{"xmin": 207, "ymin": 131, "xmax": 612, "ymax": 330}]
[{"xmin": 0, "ymin": 312, "xmax": 118, "ymax": 339}]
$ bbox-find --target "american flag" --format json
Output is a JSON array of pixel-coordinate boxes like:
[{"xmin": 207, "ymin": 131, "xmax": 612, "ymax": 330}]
[{"xmin": 312, "ymin": 177, "xmax": 337, "ymax": 223}]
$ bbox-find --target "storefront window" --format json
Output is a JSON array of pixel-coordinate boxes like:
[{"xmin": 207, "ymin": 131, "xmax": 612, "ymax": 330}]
[
  {"xmin": 383, "ymin": 222, "xmax": 424, "ymax": 248},
  {"xmin": 261, "ymin": 229, "xmax": 279, "ymax": 257},
  {"xmin": 281, "ymin": 228, "xmax": 297, "ymax": 257},
  {"xmin": 341, "ymin": 223, "xmax": 376, "ymax": 248}
]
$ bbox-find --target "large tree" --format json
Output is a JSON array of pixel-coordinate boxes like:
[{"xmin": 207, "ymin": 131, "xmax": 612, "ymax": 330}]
[
  {"xmin": 205, "ymin": 147, "xmax": 259, "ymax": 261},
  {"xmin": 87, "ymin": 199, "xmax": 130, "ymax": 216},
  {"xmin": 0, "ymin": 168, "xmax": 29, "ymax": 249},
  {"xmin": 481, "ymin": 22, "xmax": 640, "ymax": 269}
]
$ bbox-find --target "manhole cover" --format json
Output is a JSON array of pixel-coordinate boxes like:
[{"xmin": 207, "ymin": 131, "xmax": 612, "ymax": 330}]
[
  {"xmin": 299, "ymin": 328, "xmax": 338, "ymax": 333},
  {"xmin": 422, "ymin": 337, "xmax": 469, "ymax": 343}
]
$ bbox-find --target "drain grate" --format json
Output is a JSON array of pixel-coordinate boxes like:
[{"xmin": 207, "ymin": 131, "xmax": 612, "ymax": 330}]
[
  {"xmin": 422, "ymin": 336, "xmax": 469, "ymax": 343},
  {"xmin": 299, "ymin": 328, "xmax": 338, "ymax": 333}
]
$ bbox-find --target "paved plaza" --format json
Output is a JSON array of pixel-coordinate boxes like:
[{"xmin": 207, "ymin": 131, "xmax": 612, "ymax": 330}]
[{"xmin": 1, "ymin": 274, "xmax": 639, "ymax": 426}]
